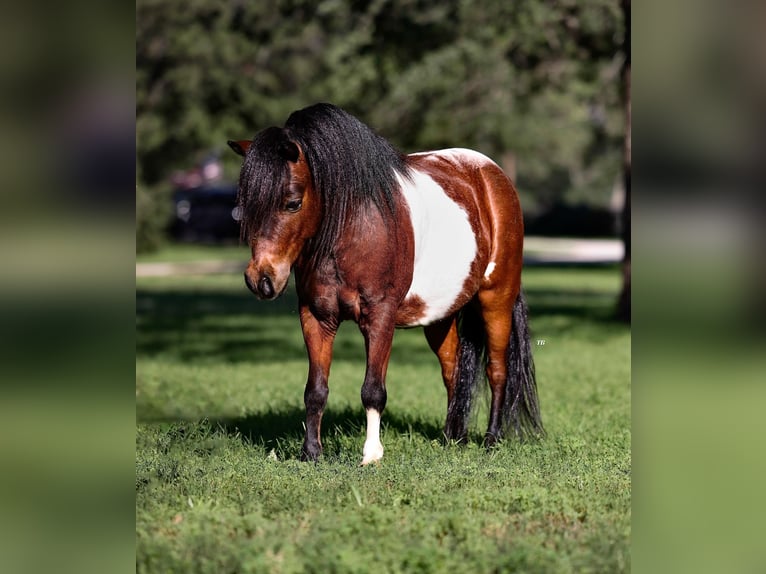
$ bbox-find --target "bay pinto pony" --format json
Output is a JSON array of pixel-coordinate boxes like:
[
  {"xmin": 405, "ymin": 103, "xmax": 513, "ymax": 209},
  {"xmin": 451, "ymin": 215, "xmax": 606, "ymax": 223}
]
[{"xmin": 228, "ymin": 103, "xmax": 543, "ymax": 465}]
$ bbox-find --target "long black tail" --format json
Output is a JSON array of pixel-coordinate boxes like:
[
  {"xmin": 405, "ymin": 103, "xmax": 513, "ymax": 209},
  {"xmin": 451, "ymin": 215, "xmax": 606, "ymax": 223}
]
[
  {"xmin": 446, "ymin": 291, "xmax": 544, "ymax": 442},
  {"xmin": 503, "ymin": 290, "xmax": 544, "ymax": 439},
  {"xmin": 444, "ymin": 305, "xmax": 485, "ymax": 442}
]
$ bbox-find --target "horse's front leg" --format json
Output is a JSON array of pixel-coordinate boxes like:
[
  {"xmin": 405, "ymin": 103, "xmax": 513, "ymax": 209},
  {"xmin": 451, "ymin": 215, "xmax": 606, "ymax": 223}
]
[
  {"xmin": 299, "ymin": 306, "xmax": 338, "ymax": 462},
  {"xmin": 359, "ymin": 312, "xmax": 396, "ymax": 465}
]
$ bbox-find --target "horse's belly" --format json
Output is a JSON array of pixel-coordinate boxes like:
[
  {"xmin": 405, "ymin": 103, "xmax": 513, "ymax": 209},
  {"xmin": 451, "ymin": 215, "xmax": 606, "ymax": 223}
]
[{"xmin": 396, "ymin": 170, "xmax": 477, "ymax": 327}]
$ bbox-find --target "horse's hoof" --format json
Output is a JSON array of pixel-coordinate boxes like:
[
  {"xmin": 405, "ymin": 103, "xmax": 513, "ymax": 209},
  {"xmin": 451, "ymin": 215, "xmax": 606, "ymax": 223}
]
[
  {"xmin": 300, "ymin": 444, "xmax": 322, "ymax": 462},
  {"xmin": 483, "ymin": 433, "xmax": 501, "ymax": 449},
  {"xmin": 360, "ymin": 442, "xmax": 383, "ymax": 466}
]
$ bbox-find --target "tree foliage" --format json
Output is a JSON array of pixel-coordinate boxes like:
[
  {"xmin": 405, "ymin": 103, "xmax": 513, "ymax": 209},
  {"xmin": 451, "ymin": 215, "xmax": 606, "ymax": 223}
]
[{"xmin": 137, "ymin": 0, "xmax": 625, "ymax": 249}]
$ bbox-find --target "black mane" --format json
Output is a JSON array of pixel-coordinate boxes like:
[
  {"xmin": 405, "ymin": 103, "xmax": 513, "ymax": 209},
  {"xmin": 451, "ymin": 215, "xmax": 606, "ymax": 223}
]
[
  {"xmin": 238, "ymin": 103, "xmax": 410, "ymax": 259},
  {"xmin": 237, "ymin": 126, "xmax": 291, "ymax": 241}
]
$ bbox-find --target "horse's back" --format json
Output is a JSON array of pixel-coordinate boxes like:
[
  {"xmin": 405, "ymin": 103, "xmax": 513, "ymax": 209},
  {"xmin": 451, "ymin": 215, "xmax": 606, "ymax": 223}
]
[
  {"xmin": 406, "ymin": 148, "xmax": 523, "ymax": 261},
  {"xmin": 408, "ymin": 148, "xmax": 498, "ymax": 171},
  {"xmin": 406, "ymin": 148, "xmax": 521, "ymax": 221}
]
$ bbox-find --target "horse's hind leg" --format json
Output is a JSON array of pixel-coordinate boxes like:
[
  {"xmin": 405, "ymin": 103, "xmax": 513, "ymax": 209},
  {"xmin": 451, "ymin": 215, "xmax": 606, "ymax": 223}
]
[
  {"xmin": 477, "ymin": 289, "xmax": 515, "ymax": 446},
  {"xmin": 424, "ymin": 316, "xmax": 462, "ymax": 440}
]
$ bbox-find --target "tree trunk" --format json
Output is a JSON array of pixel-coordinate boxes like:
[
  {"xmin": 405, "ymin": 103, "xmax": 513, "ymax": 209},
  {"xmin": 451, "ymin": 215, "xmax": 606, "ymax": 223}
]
[{"xmin": 616, "ymin": 0, "xmax": 631, "ymax": 322}]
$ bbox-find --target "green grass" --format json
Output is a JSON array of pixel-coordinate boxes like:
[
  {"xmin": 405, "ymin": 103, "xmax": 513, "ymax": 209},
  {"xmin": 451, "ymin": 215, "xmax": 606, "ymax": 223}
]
[
  {"xmin": 136, "ymin": 243, "xmax": 250, "ymax": 263},
  {"xmin": 136, "ymin": 264, "xmax": 630, "ymax": 573}
]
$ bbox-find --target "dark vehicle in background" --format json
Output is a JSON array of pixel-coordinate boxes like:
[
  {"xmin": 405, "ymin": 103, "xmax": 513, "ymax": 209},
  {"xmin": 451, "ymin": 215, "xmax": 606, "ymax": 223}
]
[{"xmin": 169, "ymin": 184, "xmax": 242, "ymax": 243}]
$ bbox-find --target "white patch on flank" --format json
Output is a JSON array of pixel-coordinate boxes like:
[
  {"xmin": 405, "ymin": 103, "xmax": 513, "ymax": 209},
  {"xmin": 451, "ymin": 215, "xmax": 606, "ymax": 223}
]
[
  {"xmin": 361, "ymin": 409, "xmax": 384, "ymax": 465},
  {"xmin": 397, "ymin": 168, "xmax": 477, "ymax": 326},
  {"xmin": 484, "ymin": 261, "xmax": 496, "ymax": 279}
]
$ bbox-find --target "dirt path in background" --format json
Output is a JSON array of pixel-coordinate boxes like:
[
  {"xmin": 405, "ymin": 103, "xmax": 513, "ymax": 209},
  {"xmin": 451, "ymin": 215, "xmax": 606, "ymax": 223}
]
[{"xmin": 136, "ymin": 238, "xmax": 623, "ymax": 277}]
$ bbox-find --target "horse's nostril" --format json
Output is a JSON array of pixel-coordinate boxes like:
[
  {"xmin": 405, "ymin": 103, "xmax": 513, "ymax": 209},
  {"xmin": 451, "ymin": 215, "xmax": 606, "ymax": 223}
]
[
  {"xmin": 259, "ymin": 275, "xmax": 275, "ymax": 299},
  {"xmin": 244, "ymin": 271, "xmax": 257, "ymax": 294}
]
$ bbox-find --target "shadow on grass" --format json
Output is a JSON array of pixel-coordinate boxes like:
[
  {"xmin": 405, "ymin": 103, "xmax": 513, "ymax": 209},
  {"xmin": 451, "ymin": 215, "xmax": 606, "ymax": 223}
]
[
  {"xmin": 137, "ymin": 269, "xmax": 623, "ymax": 364},
  {"xmin": 136, "ymin": 286, "xmax": 440, "ymax": 365},
  {"xmin": 137, "ymin": 287, "xmax": 310, "ymax": 363},
  {"xmin": 526, "ymin": 288, "xmax": 617, "ymax": 319},
  {"xmin": 212, "ymin": 404, "xmax": 446, "ymax": 448}
]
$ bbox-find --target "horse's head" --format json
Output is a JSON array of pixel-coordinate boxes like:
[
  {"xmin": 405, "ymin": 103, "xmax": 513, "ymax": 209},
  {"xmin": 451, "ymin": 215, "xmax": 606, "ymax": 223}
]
[{"xmin": 228, "ymin": 128, "xmax": 321, "ymax": 300}]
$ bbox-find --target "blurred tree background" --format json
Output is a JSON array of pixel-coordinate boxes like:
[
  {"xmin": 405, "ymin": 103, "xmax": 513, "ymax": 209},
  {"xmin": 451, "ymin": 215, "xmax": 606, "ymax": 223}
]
[{"xmin": 137, "ymin": 0, "xmax": 625, "ymax": 253}]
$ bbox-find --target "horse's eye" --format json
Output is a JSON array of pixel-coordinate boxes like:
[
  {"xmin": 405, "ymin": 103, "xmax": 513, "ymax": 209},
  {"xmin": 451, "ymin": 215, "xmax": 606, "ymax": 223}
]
[{"xmin": 285, "ymin": 199, "xmax": 303, "ymax": 212}]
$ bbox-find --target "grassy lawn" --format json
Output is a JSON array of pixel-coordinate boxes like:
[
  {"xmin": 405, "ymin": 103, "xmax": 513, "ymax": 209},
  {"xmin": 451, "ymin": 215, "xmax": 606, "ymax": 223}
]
[
  {"xmin": 136, "ymin": 243, "xmax": 250, "ymax": 263},
  {"xmin": 136, "ymin": 263, "xmax": 630, "ymax": 573}
]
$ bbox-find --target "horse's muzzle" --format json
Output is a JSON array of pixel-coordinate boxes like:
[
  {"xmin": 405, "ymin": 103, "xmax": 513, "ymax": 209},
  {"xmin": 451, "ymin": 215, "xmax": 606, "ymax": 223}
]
[{"xmin": 245, "ymin": 271, "xmax": 277, "ymax": 300}]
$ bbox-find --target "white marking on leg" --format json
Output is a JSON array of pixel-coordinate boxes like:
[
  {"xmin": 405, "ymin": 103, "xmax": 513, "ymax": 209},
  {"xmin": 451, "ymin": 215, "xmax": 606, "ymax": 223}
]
[
  {"xmin": 397, "ymin": 169, "xmax": 477, "ymax": 326},
  {"xmin": 484, "ymin": 261, "xmax": 496, "ymax": 279},
  {"xmin": 361, "ymin": 409, "xmax": 384, "ymax": 465}
]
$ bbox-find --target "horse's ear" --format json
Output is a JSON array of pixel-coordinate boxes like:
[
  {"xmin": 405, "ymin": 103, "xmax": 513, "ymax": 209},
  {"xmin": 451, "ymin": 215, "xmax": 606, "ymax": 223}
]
[
  {"xmin": 227, "ymin": 140, "xmax": 251, "ymax": 157},
  {"xmin": 278, "ymin": 140, "xmax": 300, "ymax": 163}
]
